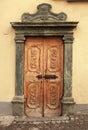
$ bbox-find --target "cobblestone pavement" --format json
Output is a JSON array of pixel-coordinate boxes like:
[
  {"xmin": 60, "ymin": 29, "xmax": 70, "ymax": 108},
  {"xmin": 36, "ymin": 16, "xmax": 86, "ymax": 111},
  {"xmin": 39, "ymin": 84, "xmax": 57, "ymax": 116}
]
[{"xmin": 0, "ymin": 114, "xmax": 88, "ymax": 130}]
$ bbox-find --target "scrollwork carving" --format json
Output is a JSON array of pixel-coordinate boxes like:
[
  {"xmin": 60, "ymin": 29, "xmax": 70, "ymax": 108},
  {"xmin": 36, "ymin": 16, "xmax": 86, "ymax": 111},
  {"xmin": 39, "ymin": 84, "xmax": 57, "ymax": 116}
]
[
  {"xmin": 48, "ymin": 47, "xmax": 58, "ymax": 72},
  {"xmin": 27, "ymin": 83, "xmax": 41, "ymax": 109},
  {"xmin": 47, "ymin": 82, "xmax": 59, "ymax": 109},
  {"xmin": 28, "ymin": 46, "xmax": 40, "ymax": 71},
  {"xmin": 21, "ymin": 3, "xmax": 67, "ymax": 23},
  {"xmin": 50, "ymin": 48, "xmax": 57, "ymax": 69},
  {"xmin": 30, "ymin": 48, "xmax": 38, "ymax": 69},
  {"xmin": 50, "ymin": 86, "xmax": 57, "ymax": 106}
]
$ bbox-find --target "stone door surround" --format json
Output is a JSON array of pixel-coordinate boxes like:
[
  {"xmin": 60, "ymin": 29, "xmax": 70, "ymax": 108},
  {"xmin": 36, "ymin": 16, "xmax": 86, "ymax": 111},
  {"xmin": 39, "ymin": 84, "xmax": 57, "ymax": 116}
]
[{"xmin": 11, "ymin": 3, "xmax": 78, "ymax": 116}]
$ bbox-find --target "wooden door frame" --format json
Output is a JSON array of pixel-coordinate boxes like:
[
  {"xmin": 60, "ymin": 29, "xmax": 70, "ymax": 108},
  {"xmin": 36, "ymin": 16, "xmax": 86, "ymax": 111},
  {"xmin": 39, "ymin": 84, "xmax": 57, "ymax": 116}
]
[{"xmin": 11, "ymin": 3, "xmax": 78, "ymax": 116}]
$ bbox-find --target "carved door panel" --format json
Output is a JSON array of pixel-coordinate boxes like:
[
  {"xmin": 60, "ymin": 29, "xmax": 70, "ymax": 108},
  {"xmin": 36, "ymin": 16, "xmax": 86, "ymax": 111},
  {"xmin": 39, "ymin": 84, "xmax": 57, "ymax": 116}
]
[
  {"xmin": 44, "ymin": 37, "xmax": 63, "ymax": 117},
  {"xmin": 24, "ymin": 37, "xmax": 63, "ymax": 117},
  {"xmin": 24, "ymin": 38, "xmax": 44, "ymax": 117}
]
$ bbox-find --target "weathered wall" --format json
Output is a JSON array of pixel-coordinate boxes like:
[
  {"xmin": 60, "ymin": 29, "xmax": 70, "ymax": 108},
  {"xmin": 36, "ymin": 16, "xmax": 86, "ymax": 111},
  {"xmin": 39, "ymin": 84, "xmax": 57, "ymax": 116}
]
[{"xmin": 0, "ymin": 0, "xmax": 88, "ymax": 104}]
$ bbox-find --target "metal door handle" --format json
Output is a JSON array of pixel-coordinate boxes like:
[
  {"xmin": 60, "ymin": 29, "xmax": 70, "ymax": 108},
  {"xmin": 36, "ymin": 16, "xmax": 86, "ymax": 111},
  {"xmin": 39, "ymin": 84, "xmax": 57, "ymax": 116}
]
[
  {"xmin": 36, "ymin": 75, "xmax": 43, "ymax": 79},
  {"xmin": 44, "ymin": 74, "xmax": 58, "ymax": 79},
  {"xmin": 36, "ymin": 74, "xmax": 58, "ymax": 79}
]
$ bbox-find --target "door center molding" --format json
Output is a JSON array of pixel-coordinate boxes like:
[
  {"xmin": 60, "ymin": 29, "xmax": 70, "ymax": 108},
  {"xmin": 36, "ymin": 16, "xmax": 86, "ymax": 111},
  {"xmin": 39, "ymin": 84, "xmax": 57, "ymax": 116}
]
[{"xmin": 11, "ymin": 3, "xmax": 78, "ymax": 116}]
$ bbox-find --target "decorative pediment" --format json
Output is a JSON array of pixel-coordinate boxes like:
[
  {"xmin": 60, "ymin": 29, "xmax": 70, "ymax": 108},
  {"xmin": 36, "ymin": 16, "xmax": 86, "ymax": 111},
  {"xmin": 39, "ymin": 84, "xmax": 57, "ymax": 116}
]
[{"xmin": 21, "ymin": 3, "xmax": 67, "ymax": 23}]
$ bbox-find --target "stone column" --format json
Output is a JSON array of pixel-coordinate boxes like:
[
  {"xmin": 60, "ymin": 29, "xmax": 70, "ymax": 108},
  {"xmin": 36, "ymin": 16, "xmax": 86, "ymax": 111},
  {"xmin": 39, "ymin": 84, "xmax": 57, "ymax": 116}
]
[
  {"xmin": 12, "ymin": 34, "xmax": 25, "ymax": 116},
  {"xmin": 62, "ymin": 34, "xmax": 75, "ymax": 115}
]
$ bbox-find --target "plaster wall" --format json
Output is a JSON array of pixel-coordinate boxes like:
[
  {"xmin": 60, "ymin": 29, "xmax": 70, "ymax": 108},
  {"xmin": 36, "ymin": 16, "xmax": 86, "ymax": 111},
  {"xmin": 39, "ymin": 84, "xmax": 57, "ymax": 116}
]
[{"xmin": 0, "ymin": 0, "xmax": 88, "ymax": 104}]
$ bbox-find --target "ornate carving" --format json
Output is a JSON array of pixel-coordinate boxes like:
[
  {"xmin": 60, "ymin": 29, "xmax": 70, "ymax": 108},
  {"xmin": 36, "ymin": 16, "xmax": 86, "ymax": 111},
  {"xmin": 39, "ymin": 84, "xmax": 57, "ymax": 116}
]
[
  {"xmin": 50, "ymin": 48, "xmax": 57, "ymax": 69},
  {"xmin": 48, "ymin": 47, "xmax": 58, "ymax": 72},
  {"xmin": 50, "ymin": 86, "xmax": 57, "ymax": 105},
  {"xmin": 47, "ymin": 82, "xmax": 60, "ymax": 109},
  {"xmin": 27, "ymin": 83, "xmax": 41, "ymax": 109},
  {"xmin": 21, "ymin": 3, "xmax": 67, "ymax": 23},
  {"xmin": 28, "ymin": 46, "xmax": 40, "ymax": 71}
]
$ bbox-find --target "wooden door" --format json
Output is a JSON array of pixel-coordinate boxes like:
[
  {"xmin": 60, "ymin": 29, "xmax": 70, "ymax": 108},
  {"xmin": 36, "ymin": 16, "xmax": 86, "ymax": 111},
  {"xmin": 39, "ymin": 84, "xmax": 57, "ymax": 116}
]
[{"xmin": 24, "ymin": 37, "xmax": 63, "ymax": 117}]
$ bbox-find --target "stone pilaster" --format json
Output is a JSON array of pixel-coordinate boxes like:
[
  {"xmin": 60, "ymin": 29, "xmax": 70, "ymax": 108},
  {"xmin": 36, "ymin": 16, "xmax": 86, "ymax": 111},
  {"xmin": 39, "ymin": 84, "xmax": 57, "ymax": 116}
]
[
  {"xmin": 62, "ymin": 34, "xmax": 75, "ymax": 115},
  {"xmin": 12, "ymin": 34, "xmax": 25, "ymax": 116}
]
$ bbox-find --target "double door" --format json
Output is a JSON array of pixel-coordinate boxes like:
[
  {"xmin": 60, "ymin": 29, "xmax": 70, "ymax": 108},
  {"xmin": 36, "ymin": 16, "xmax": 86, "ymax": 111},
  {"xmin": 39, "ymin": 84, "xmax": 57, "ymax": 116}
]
[{"xmin": 24, "ymin": 37, "xmax": 63, "ymax": 117}]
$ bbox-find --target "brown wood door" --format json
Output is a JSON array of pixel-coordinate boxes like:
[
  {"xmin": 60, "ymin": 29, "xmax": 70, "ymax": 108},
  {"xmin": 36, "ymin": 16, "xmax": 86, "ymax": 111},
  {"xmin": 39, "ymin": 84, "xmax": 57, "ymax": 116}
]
[{"xmin": 24, "ymin": 37, "xmax": 63, "ymax": 117}]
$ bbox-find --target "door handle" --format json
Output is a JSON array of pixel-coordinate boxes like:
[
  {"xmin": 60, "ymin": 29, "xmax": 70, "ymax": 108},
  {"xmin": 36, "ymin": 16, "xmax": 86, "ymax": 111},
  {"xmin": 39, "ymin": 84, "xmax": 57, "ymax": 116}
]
[
  {"xmin": 36, "ymin": 75, "xmax": 43, "ymax": 79},
  {"xmin": 44, "ymin": 74, "xmax": 58, "ymax": 79},
  {"xmin": 36, "ymin": 74, "xmax": 58, "ymax": 79}
]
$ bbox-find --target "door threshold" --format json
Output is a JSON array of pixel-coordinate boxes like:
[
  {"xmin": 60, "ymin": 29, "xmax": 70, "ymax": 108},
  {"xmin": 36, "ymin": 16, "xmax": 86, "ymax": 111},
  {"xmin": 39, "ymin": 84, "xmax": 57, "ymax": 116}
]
[{"xmin": 15, "ymin": 116, "xmax": 69, "ymax": 122}]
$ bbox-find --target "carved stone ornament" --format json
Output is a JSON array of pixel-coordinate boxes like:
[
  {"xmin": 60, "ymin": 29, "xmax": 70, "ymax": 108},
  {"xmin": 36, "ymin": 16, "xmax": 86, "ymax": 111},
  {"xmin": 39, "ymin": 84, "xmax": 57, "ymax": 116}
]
[{"xmin": 21, "ymin": 3, "xmax": 67, "ymax": 23}]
